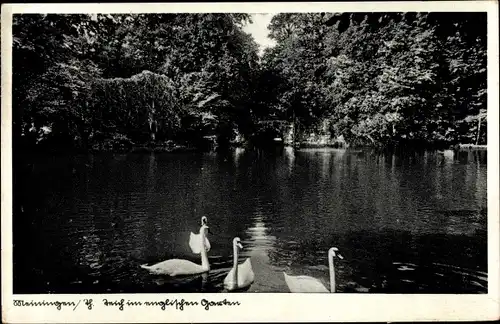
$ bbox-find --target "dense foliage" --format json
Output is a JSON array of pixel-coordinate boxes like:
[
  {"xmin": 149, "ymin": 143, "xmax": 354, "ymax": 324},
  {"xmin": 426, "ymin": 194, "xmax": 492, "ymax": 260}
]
[
  {"xmin": 13, "ymin": 13, "xmax": 258, "ymax": 151},
  {"xmin": 262, "ymin": 12, "xmax": 487, "ymax": 148},
  {"xmin": 12, "ymin": 12, "xmax": 487, "ymax": 151}
]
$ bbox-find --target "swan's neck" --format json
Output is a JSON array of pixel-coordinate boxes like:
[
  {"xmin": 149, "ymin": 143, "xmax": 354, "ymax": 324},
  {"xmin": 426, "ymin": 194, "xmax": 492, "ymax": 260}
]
[
  {"xmin": 232, "ymin": 243, "xmax": 239, "ymax": 287},
  {"xmin": 200, "ymin": 229, "xmax": 209, "ymax": 270},
  {"xmin": 329, "ymin": 252, "xmax": 336, "ymax": 293}
]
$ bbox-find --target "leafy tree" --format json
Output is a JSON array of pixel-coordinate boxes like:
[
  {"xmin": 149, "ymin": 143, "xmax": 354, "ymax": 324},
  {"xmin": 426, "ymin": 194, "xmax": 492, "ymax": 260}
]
[
  {"xmin": 13, "ymin": 14, "xmax": 103, "ymax": 149},
  {"xmin": 13, "ymin": 13, "xmax": 260, "ymax": 150},
  {"xmin": 264, "ymin": 12, "xmax": 487, "ymax": 148},
  {"xmin": 263, "ymin": 13, "xmax": 331, "ymax": 141}
]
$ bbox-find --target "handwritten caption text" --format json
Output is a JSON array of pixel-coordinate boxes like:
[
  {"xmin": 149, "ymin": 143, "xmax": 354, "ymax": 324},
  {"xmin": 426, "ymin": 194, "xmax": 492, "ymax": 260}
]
[{"xmin": 13, "ymin": 298, "xmax": 240, "ymax": 311}]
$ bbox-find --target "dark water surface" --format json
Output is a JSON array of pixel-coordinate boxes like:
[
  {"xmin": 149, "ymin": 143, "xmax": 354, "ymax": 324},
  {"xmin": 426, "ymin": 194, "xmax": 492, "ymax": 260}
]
[{"xmin": 13, "ymin": 148, "xmax": 487, "ymax": 293}]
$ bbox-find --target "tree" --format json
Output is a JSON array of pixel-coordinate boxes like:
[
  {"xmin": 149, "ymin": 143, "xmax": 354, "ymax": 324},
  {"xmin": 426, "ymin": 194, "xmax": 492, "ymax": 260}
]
[
  {"xmin": 13, "ymin": 14, "xmax": 103, "ymax": 149},
  {"xmin": 13, "ymin": 13, "xmax": 261, "ymax": 150},
  {"xmin": 264, "ymin": 12, "xmax": 487, "ymax": 148}
]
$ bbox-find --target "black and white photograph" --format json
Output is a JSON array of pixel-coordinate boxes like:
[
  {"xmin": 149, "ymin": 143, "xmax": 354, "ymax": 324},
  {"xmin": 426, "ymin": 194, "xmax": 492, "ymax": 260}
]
[{"xmin": 1, "ymin": 1, "xmax": 499, "ymax": 322}]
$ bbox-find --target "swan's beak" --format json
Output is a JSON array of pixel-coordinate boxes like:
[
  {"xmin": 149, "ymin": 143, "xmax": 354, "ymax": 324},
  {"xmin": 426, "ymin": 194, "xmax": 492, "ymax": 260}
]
[
  {"xmin": 237, "ymin": 242, "xmax": 243, "ymax": 249},
  {"xmin": 337, "ymin": 253, "xmax": 344, "ymax": 260}
]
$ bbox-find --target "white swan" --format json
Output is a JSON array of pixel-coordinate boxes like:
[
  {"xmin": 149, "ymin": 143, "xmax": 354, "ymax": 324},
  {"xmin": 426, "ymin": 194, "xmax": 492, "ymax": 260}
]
[
  {"xmin": 140, "ymin": 224, "xmax": 210, "ymax": 276},
  {"xmin": 284, "ymin": 247, "xmax": 343, "ymax": 293},
  {"xmin": 189, "ymin": 216, "xmax": 211, "ymax": 254},
  {"xmin": 224, "ymin": 237, "xmax": 255, "ymax": 291}
]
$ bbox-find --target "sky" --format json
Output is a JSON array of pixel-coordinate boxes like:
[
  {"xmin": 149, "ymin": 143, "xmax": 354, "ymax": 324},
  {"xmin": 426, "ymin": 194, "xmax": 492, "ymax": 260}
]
[{"xmin": 243, "ymin": 13, "xmax": 277, "ymax": 56}]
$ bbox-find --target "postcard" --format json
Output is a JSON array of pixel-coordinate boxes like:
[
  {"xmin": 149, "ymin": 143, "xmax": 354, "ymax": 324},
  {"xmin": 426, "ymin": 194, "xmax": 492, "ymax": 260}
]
[{"xmin": 1, "ymin": 1, "xmax": 499, "ymax": 322}]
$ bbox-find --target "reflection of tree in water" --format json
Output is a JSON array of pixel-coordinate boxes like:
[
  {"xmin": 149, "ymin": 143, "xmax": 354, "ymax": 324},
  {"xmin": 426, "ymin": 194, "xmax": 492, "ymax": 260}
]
[
  {"xmin": 233, "ymin": 147, "xmax": 246, "ymax": 167},
  {"xmin": 283, "ymin": 146, "xmax": 295, "ymax": 174},
  {"xmin": 76, "ymin": 230, "xmax": 104, "ymax": 287},
  {"xmin": 473, "ymin": 151, "xmax": 487, "ymax": 226}
]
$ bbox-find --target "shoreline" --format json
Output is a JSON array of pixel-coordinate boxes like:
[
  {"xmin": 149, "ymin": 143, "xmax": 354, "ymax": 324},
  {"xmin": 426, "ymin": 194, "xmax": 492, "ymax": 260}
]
[{"xmin": 16, "ymin": 140, "xmax": 487, "ymax": 154}]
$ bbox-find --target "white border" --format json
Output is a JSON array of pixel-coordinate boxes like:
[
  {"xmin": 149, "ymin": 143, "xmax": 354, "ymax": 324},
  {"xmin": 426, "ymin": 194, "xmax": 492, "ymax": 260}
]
[{"xmin": 2, "ymin": 2, "xmax": 499, "ymax": 323}]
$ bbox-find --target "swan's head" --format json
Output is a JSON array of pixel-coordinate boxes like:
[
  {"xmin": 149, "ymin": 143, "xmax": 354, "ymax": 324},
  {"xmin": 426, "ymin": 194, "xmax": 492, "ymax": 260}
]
[
  {"xmin": 201, "ymin": 216, "xmax": 208, "ymax": 225},
  {"xmin": 233, "ymin": 237, "xmax": 243, "ymax": 249},
  {"xmin": 329, "ymin": 247, "xmax": 343, "ymax": 260}
]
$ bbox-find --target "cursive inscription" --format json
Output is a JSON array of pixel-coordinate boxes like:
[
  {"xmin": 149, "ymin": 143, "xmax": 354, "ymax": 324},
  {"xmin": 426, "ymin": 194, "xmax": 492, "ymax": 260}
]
[
  {"xmin": 13, "ymin": 298, "xmax": 241, "ymax": 311},
  {"xmin": 101, "ymin": 298, "xmax": 241, "ymax": 311},
  {"xmin": 201, "ymin": 298, "xmax": 241, "ymax": 310},
  {"xmin": 13, "ymin": 299, "xmax": 78, "ymax": 311}
]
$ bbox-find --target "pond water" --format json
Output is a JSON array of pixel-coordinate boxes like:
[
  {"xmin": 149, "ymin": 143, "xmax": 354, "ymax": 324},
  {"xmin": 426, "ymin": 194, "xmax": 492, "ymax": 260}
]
[{"xmin": 13, "ymin": 147, "xmax": 487, "ymax": 294}]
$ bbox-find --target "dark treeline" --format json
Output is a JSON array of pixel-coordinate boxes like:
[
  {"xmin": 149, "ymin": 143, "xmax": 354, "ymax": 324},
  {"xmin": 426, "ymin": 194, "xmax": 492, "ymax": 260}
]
[
  {"xmin": 13, "ymin": 13, "xmax": 258, "ymax": 152},
  {"xmin": 13, "ymin": 12, "xmax": 487, "ymax": 152}
]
